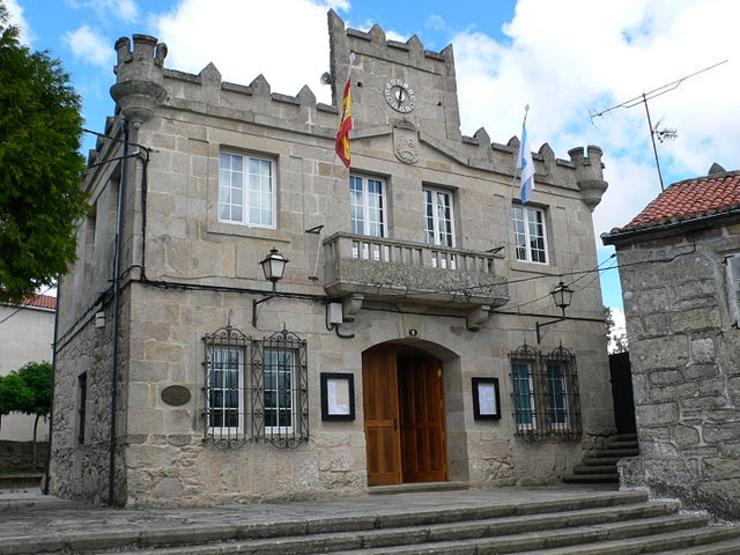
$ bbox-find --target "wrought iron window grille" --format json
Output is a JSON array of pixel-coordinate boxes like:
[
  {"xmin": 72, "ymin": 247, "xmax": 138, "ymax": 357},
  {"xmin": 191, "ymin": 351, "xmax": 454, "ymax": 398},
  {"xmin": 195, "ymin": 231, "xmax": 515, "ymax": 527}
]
[
  {"xmin": 202, "ymin": 325, "xmax": 309, "ymax": 448},
  {"xmin": 508, "ymin": 343, "xmax": 582, "ymax": 441}
]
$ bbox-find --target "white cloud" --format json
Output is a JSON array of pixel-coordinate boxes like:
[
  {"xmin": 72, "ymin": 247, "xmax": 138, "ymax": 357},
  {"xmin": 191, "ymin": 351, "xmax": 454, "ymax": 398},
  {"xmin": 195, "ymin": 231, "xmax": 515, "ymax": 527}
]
[
  {"xmin": 607, "ymin": 307, "xmax": 628, "ymax": 353},
  {"xmin": 64, "ymin": 25, "xmax": 114, "ymax": 68},
  {"xmin": 5, "ymin": 0, "xmax": 32, "ymax": 45},
  {"xmin": 451, "ymin": 0, "xmax": 740, "ymax": 236},
  {"xmin": 66, "ymin": 0, "xmax": 140, "ymax": 23},
  {"xmin": 152, "ymin": 0, "xmax": 350, "ymax": 105}
]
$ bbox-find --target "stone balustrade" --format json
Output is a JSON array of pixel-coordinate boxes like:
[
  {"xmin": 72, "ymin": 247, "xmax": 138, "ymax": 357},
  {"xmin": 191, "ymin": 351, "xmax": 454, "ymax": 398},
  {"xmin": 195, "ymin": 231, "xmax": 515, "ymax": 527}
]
[{"xmin": 323, "ymin": 232, "xmax": 509, "ymax": 309}]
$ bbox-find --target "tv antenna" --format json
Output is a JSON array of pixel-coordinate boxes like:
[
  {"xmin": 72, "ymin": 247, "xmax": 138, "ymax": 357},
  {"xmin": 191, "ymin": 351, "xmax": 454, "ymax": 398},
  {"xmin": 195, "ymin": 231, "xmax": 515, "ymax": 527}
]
[{"xmin": 589, "ymin": 59, "xmax": 728, "ymax": 191}]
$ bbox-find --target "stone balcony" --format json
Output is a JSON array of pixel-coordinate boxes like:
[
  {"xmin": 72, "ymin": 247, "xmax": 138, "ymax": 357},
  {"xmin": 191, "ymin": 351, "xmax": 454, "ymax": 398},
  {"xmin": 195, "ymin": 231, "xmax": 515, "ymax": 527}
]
[{"xmin": 323, "ymin": 233, "xmax": 510, "ymax": 329}]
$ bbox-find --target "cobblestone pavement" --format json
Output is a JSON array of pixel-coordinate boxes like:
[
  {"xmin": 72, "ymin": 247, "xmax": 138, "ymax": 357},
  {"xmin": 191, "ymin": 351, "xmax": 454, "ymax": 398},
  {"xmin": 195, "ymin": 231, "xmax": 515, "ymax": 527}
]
[{"xmin": 0, "ymin": 485, "xmax": 618, "ymax": 540}]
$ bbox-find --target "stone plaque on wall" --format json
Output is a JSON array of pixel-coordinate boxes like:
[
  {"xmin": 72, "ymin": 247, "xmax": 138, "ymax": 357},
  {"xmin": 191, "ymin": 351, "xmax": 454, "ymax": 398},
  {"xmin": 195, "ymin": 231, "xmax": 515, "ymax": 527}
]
[{"xmin": 161, "ymin": 385, "xmax": 191, "ymax": 406}]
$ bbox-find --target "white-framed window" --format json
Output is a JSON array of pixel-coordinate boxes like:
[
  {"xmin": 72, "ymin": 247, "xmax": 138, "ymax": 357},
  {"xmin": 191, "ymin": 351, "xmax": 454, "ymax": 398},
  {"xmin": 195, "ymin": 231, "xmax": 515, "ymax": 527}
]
[
  {"xmin": 218, "ymin": 152, "xmax": 275, "ymax": 228},
  {"xmin": 512, "ymin": 205, "xmax": 548, "ymax": 264},
  {"xmin": 423, "ymin": 187, "xmax": 455, "ymax": 248},
  {"xmin": 207, "ymin": 346, "xmax": 244, "ymax": 435},
  {"xmin": 350, "ymin": 174, "xmax": 385, "ymax": 237},
  {"xmin": 263, "ymin": 348, "xmax": 297, "ymax": 435},
  {"xmin": 727, "ymin": 253, "xmax": 740, "ymax": 327},
  {"xmin": 511, "ymin": 361, "xmax": 537, "ymax": 431}
]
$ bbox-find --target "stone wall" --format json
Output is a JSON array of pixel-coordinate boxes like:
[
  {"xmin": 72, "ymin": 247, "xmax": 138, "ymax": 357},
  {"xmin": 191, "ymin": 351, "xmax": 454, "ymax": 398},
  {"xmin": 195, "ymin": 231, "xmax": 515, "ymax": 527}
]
[
  {"xmin": 117, "ymin": 282, "xmax": 610, "ymax": 506},
  {"xmin": 615, "ymin": 222, "xmax": 740, "ymax": 520},
  {"xmin": 49, "ymin": 291, "xmax": 130, "ymax": 505},
  {"xmin": 0, "ymin": 440, "xmax": 49, "ymax": 470}
]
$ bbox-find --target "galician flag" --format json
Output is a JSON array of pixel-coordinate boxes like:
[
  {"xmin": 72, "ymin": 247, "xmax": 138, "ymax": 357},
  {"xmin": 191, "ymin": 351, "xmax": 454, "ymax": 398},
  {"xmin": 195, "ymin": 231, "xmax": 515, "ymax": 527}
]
[
  {"xmin": 517, "ymin": 115, "xmax": 535, "ymax": 204},
  {"xmin": 335, "ymin": 78, "xmax": 352, "ymax": 168}
]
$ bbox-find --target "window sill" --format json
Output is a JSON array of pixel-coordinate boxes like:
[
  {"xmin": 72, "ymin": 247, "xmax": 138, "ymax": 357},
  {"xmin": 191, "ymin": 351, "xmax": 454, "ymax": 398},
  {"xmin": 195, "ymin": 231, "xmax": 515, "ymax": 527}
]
[{"xmin": 207, "ymin": 221, "xmax": 291, "ymax": 243}]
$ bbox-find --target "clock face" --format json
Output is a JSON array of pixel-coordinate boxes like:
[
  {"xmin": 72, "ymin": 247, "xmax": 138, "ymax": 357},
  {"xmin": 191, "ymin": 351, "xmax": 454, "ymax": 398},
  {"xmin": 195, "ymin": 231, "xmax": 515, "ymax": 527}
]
[{"xmin": 384, "ymin": 79, "xmax": 416, "ymax": 113}]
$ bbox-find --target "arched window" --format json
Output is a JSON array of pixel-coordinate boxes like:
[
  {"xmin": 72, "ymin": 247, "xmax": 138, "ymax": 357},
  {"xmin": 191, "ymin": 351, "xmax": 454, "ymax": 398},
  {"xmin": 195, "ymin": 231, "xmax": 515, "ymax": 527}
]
[{"xmin": 203, "ymin": 325, "xmax": 309, "ymax": 448}]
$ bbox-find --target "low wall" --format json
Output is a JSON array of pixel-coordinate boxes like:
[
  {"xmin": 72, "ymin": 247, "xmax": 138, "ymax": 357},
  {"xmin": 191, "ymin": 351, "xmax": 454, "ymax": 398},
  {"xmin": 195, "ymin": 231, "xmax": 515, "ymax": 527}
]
[{"xmin": 0, "ymin": 440, "xmax": 49, "ymax": 470}]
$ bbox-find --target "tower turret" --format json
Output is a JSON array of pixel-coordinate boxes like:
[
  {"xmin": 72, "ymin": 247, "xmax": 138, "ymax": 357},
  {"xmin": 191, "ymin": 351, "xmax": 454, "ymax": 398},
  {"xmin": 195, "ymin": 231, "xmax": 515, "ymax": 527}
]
[
  {"xmin": 568, "ymin": 145, "xmax": 609, "ymax": 211},
  {"xmin": 110, "ymin": 34, "xmax": 168, "ymax": 127}
]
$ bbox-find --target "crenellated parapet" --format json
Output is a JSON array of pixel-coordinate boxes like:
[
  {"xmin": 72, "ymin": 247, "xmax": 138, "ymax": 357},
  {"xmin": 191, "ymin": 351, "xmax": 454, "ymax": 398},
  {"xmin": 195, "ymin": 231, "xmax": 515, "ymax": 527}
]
[
  {"xmin": 103, "ymin": 22, "xmax": 608, "ymax": 212},
  {"xmin": 110, "ymin": 34, "xmax": 168, "ymax": 127}
]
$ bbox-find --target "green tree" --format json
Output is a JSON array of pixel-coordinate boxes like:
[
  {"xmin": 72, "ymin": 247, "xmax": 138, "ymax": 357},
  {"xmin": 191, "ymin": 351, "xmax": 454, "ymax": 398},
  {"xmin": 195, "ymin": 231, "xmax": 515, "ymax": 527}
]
[
  {"xmin": 0, "ymin": 372, "xmax": 33, "ymax": 434},
  {"xmin": 0, "ymin": 1, "xmax": 87, "ymax": 303},
  {"xmin": 17, "ymin": 361, "xmax": 52, "ymax": 467}
]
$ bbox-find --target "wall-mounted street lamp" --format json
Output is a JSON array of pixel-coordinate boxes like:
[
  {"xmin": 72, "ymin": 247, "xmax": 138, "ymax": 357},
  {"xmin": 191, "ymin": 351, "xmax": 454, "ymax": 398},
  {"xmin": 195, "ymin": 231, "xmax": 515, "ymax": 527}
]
[
  {"xmin": 535, "ymin": 281, "xmax": 574, "ymax": 344},
  {"xmin": 252, "ymin": 248, "xmax": 288, "ymax": 326}
]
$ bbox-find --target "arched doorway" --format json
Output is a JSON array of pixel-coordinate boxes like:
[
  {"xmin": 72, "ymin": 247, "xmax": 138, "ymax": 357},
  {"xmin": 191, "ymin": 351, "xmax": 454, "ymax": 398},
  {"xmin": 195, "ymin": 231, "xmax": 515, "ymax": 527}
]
[{"xmin": 362, "ymin": 343, "xmax": 448, "ymax": 486}]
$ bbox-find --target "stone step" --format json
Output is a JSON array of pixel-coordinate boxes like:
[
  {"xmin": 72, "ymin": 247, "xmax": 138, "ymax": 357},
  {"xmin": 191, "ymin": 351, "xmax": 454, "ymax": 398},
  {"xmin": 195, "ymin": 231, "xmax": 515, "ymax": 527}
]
[
  {"xmin": 654, "ymin": 536, "xmax": 740, "ymax": 554},
  {"xmin": 610, "ymin": 433, "xmax": 638, "ymax": 442},
  {"xmin": 562, "ymin": 473, "xmax": 619, "ymax": 484},
  {"xmin": 592, "ymin": 448, "xmax": 640, "ymax": 458},
  {"xmin": 517, "ymin": 522, "xmax": 740, "ymax": 554},
  {"xmin": 0, "ymin": 491, "xmax": 652, "ymax": 554},
  {"xmin": 572, "ymin": 464, "xmax": 618, "ymax": 475},
  {"xmin": 583, "ymin": 456, "xmax": 622, "ymax": 466},
  {"xmin": 105, "ymin": 511, "xmax": 705, "ymax": 555},
  {"xmin": 604, "ymin": 441, "xmax": 640, "ymax": 450},
  {"xmin": 367, "ymin": 481, "xmax": 469, "ymax": 495},
  {"xmin": 0, "ymin": 473, "xmax": 43, "ymax": 491},
  {"xmin": 324, "ymin": 513, "xmax": 711, "ymax": 555}
]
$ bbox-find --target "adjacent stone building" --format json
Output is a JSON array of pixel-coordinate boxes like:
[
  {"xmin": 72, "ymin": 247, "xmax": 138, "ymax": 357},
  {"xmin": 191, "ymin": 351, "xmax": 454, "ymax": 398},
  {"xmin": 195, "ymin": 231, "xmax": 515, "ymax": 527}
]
[
  {"xmin": 51, "ymin": 11, "xmax": 614, "ymax": 506},
  {"xmin": 603, "ymin": 165, "xmax": 740, "ymax": 520}
]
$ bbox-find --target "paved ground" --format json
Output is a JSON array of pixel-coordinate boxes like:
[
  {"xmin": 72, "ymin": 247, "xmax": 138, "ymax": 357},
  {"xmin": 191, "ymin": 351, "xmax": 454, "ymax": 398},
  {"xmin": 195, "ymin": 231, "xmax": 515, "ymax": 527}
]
[{"xmin": 0, "ymin": 485, "xmax": 619, "ymax": 540}]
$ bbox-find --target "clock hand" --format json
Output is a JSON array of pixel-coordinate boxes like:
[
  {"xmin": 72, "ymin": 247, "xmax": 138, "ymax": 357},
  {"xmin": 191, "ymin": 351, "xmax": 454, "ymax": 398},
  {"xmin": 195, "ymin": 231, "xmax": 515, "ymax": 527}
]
[{"xmin": 397, "ymin": 87, "xmax": 404, "ymax": 108}]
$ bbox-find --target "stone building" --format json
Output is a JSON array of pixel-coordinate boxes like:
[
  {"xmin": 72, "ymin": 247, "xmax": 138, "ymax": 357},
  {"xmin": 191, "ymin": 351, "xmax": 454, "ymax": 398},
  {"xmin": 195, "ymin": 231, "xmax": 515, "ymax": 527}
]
[
  {"xmin": 602, "ymin": 165, "xmax": 740, "ymax": 520},
  {"xmin": 0, "ymin": 294, "xmax": 55, "ymax": 444},
  {"xmin": 50, "ymin": 11, "xmax": 613, "ymax": 506}
]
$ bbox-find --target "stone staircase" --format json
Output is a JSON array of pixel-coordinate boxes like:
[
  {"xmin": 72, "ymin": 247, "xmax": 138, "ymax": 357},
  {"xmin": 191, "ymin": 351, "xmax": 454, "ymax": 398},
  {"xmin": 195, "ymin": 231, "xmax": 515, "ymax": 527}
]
[
  {"xmin": 0, "ymin": 470, "xmax": 43, "ymax": 493},
  {"xmin": 2, "ymin": 489, "xmax": 738, "ymax": 554},
  {"xmin": 563, "ymin": 433, "xmax": 639, "ymax": 484}
]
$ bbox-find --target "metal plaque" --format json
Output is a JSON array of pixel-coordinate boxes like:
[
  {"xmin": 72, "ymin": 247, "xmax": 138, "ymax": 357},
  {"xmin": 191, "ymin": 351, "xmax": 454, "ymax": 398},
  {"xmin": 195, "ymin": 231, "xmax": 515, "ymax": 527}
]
[{"xmin": 161, "ymin": 385, "xmax": 191, "ymax": 407}]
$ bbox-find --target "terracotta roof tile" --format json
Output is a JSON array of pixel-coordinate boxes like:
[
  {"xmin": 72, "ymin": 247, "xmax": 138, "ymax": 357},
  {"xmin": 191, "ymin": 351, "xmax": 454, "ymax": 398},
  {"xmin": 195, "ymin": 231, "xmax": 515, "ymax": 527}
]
[
  {"xmin": 616, "ymin": 171, "xmax": 740, "ymax": 233},
  {"xmin": 21, "ymin": 294, "xmax": 57, "ymax": 310}
]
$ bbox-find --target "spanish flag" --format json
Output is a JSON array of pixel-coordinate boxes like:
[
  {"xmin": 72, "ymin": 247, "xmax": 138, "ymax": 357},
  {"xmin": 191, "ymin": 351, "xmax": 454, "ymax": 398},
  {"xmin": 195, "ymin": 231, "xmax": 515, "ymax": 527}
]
[{"xmin": 335, "ymin": 78, "xmax": 352, "ymax": 168}]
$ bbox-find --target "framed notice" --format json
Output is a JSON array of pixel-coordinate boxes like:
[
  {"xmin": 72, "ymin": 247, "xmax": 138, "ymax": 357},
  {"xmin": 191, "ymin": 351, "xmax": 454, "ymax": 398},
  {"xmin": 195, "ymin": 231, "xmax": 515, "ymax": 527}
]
[
  {"xmin": 321, "ymin": 373, "xmax": 355, "ymax": 421},
  {"xmin": 472, "ymin": 377, "xmax": 501, "ymax": 420}
]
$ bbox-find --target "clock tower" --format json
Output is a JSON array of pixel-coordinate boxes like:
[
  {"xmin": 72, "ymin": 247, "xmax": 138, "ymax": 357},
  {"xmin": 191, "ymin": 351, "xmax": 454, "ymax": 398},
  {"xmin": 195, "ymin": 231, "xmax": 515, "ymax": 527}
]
[{"xmin": 327, "ymin": 10, "xmax": 462, "ymax": 142}]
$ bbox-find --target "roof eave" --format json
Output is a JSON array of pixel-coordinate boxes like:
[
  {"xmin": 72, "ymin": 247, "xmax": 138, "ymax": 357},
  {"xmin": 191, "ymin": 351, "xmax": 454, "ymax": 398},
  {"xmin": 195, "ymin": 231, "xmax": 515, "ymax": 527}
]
[{"xmin": 602, "ymin": 209, "xmax": 740, "ymax": 247}]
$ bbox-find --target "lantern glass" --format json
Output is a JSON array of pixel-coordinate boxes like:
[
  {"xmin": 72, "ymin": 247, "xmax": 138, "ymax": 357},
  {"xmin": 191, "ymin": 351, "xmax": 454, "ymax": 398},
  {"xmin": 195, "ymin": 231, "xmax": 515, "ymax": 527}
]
[
  {"xmin": 260, "ymin": 248, "xmax": 288, "ymax": 283},
  {"xmin": 551, "ymin": 281, "xmax": 573, "ymax": 311}
]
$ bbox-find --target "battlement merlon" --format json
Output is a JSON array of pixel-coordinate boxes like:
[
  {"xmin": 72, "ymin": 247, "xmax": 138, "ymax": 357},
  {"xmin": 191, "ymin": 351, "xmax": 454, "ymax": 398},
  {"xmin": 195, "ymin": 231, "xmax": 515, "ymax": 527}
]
[{"xmin": 111, "ymin": 35, "xmax": 168, "ymax": 127}]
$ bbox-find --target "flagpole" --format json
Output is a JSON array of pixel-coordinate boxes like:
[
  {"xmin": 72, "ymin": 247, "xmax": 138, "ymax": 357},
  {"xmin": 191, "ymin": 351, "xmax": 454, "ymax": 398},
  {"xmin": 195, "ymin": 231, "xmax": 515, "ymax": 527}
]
[
  {"xmin": 311, "ymin": 51, "xmax": 355, "ymax": 280},
  {"xmin": 509, "ymin": 104, "xmax": 529, "ymax": 191},
  {"xmin": 508, "ymin": 108, "xmax": 530, "ymax": 198}
]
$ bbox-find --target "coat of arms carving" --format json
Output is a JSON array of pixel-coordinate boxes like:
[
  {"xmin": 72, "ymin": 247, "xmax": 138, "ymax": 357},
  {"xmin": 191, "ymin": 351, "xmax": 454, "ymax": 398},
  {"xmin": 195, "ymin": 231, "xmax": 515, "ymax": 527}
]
[{"xmin": 393, "ymin": 121, "xmax": 419, "ymax": 165}]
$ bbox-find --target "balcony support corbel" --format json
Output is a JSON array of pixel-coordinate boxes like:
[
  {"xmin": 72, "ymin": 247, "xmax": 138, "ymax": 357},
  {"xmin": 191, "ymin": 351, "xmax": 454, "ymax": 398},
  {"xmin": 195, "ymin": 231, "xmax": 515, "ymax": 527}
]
[
  {"xmin": 342, "ymin": 294, "xmax": 364, "ymax": 321},
  {"xmin": 466, "ymin": 304, "xmax": 491, "ymax": 331}
]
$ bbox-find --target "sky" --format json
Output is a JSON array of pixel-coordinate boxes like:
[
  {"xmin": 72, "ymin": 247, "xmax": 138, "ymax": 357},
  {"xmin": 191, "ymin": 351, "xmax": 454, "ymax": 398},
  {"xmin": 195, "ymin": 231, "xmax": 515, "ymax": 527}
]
[{"xmin": 7, "ymin": 0, "xmax": 740, "ymax": 340}]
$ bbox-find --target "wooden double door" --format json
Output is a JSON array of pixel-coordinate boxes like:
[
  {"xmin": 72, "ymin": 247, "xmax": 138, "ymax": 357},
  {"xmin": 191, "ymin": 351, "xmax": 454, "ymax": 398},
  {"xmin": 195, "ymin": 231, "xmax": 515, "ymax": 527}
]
[{"xmin": 362, "ymin": 345, "xmax": 447, "ymax": 486}]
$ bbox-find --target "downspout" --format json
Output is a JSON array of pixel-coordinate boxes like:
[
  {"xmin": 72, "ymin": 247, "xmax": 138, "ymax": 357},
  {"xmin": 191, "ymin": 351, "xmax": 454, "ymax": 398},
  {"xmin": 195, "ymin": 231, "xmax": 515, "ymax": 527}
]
[
  {"xmin": 107, "ymin": 120, "xmax": 129, "ymax": 506},
  {"xmin": 43, "ymin": 286, "xmax": 60, "ymax": 495}
]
